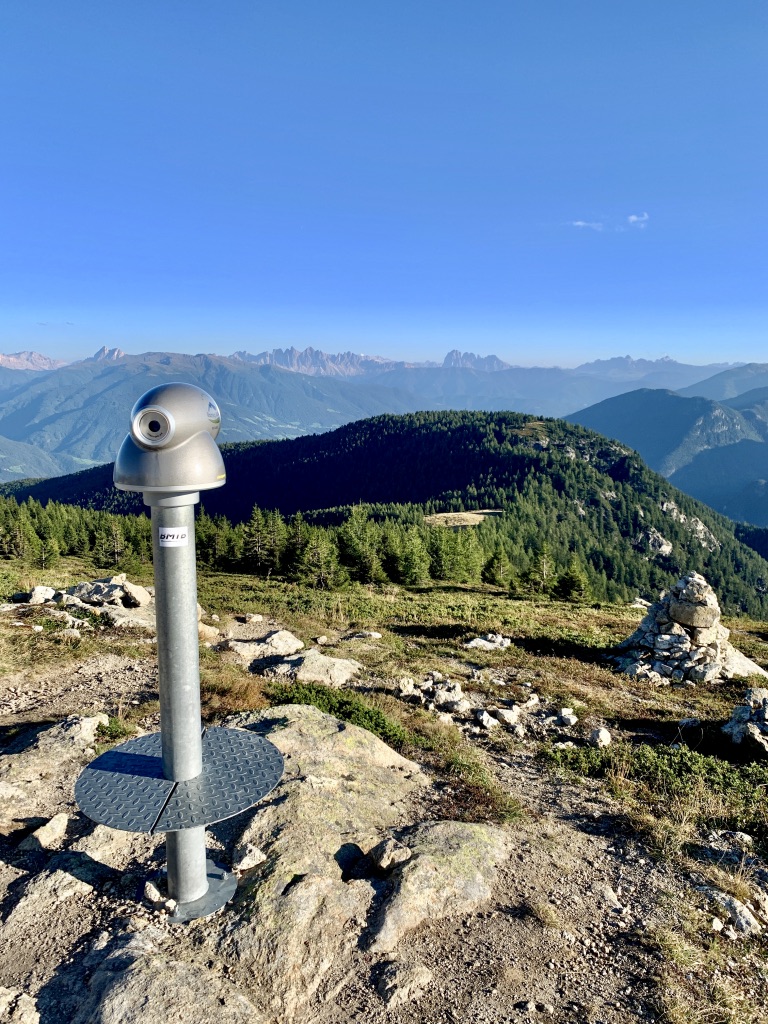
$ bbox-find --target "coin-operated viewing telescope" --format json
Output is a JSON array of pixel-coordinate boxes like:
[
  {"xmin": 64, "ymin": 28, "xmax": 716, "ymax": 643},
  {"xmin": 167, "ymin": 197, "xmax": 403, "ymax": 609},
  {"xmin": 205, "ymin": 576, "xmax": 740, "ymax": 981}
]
[
  {"xmin": 114, "ymin": 381, "xmax": 226, "ymax": 498},
  {"xmin": 76, "ymin": 383, "xmax": 283, "ymax": 923}
]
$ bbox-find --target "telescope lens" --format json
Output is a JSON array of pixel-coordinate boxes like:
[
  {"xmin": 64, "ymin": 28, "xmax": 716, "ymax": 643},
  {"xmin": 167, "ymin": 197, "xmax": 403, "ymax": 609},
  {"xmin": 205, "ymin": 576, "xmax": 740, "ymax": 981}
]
[{"xmin": 133, "ymin": 407, "xmax": 175, "ymax": 448}]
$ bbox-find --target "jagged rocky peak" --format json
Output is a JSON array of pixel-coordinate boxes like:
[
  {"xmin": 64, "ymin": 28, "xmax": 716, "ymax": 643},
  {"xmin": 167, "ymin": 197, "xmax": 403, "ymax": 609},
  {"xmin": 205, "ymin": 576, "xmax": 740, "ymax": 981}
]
[
  {"xmin": 442, "ymin": 350, "xmax": 511, "ymax": 371},
  {"xmin": 0, "ymin": 350, "xmax": 68, "ymax": 371},
  {"xmin": 229, "ymin": 346, "xmax": 401, "ymax": 376},
  {"xmin": 88, "ymin": 345, "xmax": 125, "ymax": 361},
  {"xmin": 617, "ymin": 571, "xmax": 768, "ymax": 687}
]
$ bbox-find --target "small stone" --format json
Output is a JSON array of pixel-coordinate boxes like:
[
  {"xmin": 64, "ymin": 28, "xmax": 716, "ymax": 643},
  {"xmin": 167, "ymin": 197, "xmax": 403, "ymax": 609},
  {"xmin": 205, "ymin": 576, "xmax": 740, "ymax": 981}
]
[
  {"xmin": 210, "ymin": 613, "xmax": 220, "ymax": 622},
  {"xmin": 232, "ymin": 842, "xmax": 267, "ymax": 874},
  {"xmin": 588, "ymin": 727, "xmax": 612, "ymax": 748},
  {"xmin": 122, "ymin": 581, "xmax": 152, "ymax": 607},
  {"xmin": 18, "ymin": 812, "xmax": 70, "ymax": 851},
  {"xmin": 557, "ymin": 708, "xmax": 579, "ymax": 727},
  {"xmin": 368, "ymin": 837, "xmax": 412, "ymax": 871},
  {"xmin": 197, "ymin": 621, "xmax": 220, "ymax": 642},
  {"xmin": 315, "ymin": 635, "xmax": 329, "ymax": 645},
  {"xmin": 31, "ymin": 624, "xmax": 44, "ymax": 633},
  {"xmin": 376, "ymin": 960, "xmax": 433, "ymax": 1008},
  {"xmin": 143, "ymin": 881, "xmax": 164, "ymax": 905},
  {"xmin": 495, "ymin": 707, "xmax": 521, "ymax": 727},
  {"xmin": 244, "ymin": 612, "xmax": 263, "ymax": 623},
  {"xmin": 712, "ymin": 917, "xmax": 724, "ymax": 932},
  {"xmin": 475, "ymin": 710, "xmax": 499, "ymax": 730},
  {"xmin": 711, "ymin": 891, "xmax": 763, "ymax": 936}
]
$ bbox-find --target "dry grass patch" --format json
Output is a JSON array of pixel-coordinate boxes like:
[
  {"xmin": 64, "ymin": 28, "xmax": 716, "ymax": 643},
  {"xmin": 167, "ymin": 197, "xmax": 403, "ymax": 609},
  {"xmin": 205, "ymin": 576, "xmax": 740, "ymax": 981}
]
[{"xmin": 423, "ymin": 510, "xmax": 503, "ymax": 528}]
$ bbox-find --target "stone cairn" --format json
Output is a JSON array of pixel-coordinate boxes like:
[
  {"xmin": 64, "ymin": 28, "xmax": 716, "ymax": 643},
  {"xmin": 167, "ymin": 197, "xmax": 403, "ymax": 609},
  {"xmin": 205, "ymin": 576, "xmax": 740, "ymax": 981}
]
[
  {"xmin": 722, "ymin": 687, "xmax": 768, "ymax": 758},
  {"xmin": 616, "ymin": 572, "xmax": 765, "ymax": 687}
]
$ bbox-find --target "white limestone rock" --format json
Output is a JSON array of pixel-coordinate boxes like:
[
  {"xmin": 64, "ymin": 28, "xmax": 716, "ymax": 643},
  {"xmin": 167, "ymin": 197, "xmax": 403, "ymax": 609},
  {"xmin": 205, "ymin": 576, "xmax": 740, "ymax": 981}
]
[{"xmin": 588, "ymin": 727, "xmax": 612, "ymax": 748}]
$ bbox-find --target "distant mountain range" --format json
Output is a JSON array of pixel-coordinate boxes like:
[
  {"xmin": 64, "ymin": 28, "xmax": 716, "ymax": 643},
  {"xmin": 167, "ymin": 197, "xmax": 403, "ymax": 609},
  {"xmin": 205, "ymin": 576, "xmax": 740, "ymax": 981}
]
[
  {"xmin": 5, "ymin": 409, "xmax": 768, "ymax": 615},
  {"xmin": 569, "ymin": 371, "xmax": 768, "ymax": 525},
  {"xmin": 0, "ymin": 350, "xmax": 68, "ymax": 371},
  {"xmin": 0, "ymin": 346, "xmax": 739, "ymax": 482}
]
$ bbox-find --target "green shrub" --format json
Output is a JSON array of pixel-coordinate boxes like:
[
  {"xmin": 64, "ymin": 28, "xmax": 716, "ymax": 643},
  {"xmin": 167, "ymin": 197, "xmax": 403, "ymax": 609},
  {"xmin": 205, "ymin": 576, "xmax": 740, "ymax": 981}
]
[
  {"xmin": 265, "ymin": 681, "xmax": 410, "ymax": 749},
  {"xmin": 97, "ymin": 716, "xmax": 136, "ymax": 742},
  {"xmin": 544, "ymin": 742, "xmax": 768, "ymax": 846}
]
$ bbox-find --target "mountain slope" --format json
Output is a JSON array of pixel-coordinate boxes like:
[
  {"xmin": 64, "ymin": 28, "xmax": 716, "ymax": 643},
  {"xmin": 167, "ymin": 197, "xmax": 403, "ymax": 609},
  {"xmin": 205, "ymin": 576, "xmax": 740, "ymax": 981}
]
[
  {"xmin": 567, "ymin": 389, "xmax": 764, "ymax": 476},
  {"xmin": 0, "ymin": 352, "xmax": 417, "ymax": 469},
  {"xmin": 680, "ymin": 363, "xmax": 768, "ymax": 400},
  {"xmin": 669, "ymin": 441, "xmax": 768, "ymax": 526},
  {"xmin": 6, "ymin": 410, "xmax": 768, "ymax": 614},
  {"xmin": 0, "ymin": 350, "xmax": 743, "ymax": 477},
  {"xmin": 0, "ymin": 437, "xmax": 65, "ymax": 482}
]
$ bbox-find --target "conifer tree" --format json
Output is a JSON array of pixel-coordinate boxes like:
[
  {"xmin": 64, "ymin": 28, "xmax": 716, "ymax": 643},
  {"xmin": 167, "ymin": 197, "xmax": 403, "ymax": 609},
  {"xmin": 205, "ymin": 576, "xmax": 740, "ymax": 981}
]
[{"xmin": 553, "ymin": 554, "xmax": 592, "ymax": 603}]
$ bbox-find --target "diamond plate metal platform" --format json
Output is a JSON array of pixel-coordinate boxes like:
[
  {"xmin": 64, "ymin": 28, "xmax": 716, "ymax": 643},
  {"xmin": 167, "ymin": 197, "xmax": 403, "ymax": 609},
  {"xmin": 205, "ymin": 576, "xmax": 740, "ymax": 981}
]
[{"xmin": 75, "ymin": 727, "xmax": 284, "ymax": 833}]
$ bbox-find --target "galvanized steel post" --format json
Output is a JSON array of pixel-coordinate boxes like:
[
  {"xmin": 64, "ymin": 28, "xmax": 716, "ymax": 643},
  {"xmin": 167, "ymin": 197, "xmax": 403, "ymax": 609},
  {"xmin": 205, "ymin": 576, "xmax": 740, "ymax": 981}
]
[{"xmin": 75, "ymin": 383, "xmax": 284, "ymax": 923}]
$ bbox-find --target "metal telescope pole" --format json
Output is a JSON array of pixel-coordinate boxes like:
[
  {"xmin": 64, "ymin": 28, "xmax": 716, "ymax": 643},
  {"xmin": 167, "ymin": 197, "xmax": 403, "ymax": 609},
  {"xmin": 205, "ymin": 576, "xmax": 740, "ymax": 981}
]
[
  {"xmin": 149, "ymin": 495, "xmax": 208, "ymax": 904},
  {"xmin": 75, "ymin": 382, "xmax": 284, "ymax": 923}
]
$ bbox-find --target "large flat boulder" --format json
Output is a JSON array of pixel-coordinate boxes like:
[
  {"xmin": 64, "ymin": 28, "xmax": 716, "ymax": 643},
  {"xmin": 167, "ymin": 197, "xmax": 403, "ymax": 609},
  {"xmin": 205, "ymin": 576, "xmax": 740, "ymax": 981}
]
[
  {"xmin": 369, "ymin": 820, "xmax": 512, "ymax": 953},
  {"xmin": 71, "ymin": 931, "xmax": 263, "ymax": 1024},
  {"xmin": 270, "ymin": 648, "xmax": 362, "ymax": 688},
  {"xmin": 218, "ymin": 704, "xmax": 426, "ymax": 1021}
]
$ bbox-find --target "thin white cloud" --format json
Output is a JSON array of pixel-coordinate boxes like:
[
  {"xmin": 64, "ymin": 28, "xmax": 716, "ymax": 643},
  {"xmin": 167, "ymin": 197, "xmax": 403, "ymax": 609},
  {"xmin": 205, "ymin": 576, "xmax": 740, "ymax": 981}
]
[{"xmin": 569, "ymin": 212, "xmax": 650, "ymax": 234}]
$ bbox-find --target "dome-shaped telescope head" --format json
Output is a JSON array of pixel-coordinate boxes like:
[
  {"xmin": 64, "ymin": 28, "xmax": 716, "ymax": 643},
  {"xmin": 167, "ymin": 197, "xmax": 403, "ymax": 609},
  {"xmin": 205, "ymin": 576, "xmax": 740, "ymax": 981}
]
[{"xmin": 114, "ymin": 383, "xmax": 226, "ymax": 502}]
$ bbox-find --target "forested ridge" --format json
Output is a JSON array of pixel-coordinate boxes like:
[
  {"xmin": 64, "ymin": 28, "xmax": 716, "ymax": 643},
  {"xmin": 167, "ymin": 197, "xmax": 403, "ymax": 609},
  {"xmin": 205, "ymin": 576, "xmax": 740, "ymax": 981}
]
[{"xmin": 2, "ymin": 410, "xmax": 768, "ymax": 614}]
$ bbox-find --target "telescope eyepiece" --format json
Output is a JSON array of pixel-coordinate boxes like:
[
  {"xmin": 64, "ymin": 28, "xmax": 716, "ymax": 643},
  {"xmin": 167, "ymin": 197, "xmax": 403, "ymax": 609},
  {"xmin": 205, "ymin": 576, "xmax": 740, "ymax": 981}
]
[{"xmin": 132, "ymin": 406, "xmax": 176, "ymax": 449}]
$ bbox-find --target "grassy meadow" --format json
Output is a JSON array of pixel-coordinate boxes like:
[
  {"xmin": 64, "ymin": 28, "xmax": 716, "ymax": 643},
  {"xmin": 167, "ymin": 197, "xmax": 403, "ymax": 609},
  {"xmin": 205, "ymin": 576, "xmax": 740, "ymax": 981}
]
[{"xmin": 3, "ymin": 555, "xmax": 768, "ymax": 1021}]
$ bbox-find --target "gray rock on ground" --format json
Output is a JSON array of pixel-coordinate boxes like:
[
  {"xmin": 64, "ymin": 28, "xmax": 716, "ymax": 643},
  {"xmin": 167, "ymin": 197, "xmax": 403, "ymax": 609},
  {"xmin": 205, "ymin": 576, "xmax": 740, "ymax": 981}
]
[
  {"xmin": 224, "ymin": 630, "xmax": 304, "ymax": 668},
  {"xmin": 0, "ymin": 988, "xmax": 40, "ymax": 1024},
  {"xmin": 369, "ymin": 820, "xmax": 511, "ymax": 953},
  {"xmin": 18, "ymin": 812, "xmax": 70, "ymax": 851},
  {"xmin": 219, "ymin": 704, "xmax": 427, "ymax": 1022},
  {"xmin": 722, "ymin": 687, "xmax": 768, "ymax": 758},
  {"xmin": 71, "ymin": 931, "xmax": 264, "ymax": 1024},
  {"xmin": 376, "ymin": 960, "xmax": 434, "ymax": 1007},
  {"xmin": 215, "ymin": 705, "xmax": 509, "ymax": 1022},
  {"xmin": 0, "ymin": 713, "xmax": 107, "ymax": 831},
  {"xmin": 269, "ymin": 647, "xmax": 362, "ymax": 688},
  {"xmin": 464, "ymin": 633, "xmax": 512, "ymax": 650},
  {"xmin": 710, "ymin": 891, "xmax": 763, "ymax": 937}
]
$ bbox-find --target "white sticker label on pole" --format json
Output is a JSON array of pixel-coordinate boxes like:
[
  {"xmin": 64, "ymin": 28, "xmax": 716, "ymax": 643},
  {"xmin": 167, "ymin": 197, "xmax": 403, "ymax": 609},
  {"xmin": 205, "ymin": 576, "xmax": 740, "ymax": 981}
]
[{"xmin": 159, "ymin": 527, "xmax": 189, "ymax": 548}]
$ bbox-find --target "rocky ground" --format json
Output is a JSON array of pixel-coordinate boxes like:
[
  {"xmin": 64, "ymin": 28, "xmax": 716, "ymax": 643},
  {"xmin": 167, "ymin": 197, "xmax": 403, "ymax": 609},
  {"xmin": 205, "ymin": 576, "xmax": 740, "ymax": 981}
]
[{"xmin": 0, "ymin": 577, "xmax": 766, "ymax": 1023}]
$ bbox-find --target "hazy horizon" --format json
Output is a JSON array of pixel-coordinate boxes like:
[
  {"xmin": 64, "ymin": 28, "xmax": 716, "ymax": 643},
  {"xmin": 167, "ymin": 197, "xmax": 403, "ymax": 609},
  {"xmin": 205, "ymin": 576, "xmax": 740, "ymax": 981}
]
[{"xmin": 0, "ymin": 339, "xmax": 749, "ymax": 373}]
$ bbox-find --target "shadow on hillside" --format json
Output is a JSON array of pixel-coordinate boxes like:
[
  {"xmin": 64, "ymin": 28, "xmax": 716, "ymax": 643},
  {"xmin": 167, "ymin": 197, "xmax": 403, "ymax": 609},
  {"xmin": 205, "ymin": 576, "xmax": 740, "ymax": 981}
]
[
  {"xmin": 504, "ymin": 635, "xmax": 614, "ymax": 664},
  {"xmin": 391, "ymin": 623, "xmax": 470, "ymax": 641},
  {"xmin": 407, "ymin": 583, "xmax": 489, "ymax": 597},
  {"xmin": 0, "ymin": 717, "xmax": 58, "ymax": 754}
]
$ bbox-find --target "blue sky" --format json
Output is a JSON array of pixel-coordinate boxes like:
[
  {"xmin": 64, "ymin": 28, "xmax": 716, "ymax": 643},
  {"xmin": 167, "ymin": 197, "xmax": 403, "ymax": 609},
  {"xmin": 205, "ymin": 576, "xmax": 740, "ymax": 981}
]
[{"xmin": 0, "ymin": 1, "xmax": 765, "ymax": 366}]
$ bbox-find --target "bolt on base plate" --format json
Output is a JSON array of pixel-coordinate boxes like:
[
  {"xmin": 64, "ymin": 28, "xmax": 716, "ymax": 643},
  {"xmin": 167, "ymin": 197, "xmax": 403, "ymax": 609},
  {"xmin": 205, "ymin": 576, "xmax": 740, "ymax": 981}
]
[{"xmin": 168, "ymin": 858, "xmax": 238, "ymax": 924}]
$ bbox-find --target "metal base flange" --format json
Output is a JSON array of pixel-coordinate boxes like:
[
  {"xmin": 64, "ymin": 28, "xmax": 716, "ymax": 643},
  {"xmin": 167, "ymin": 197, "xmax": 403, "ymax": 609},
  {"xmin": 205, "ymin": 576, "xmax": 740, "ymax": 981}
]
[{"xmin": 168, "ymin": 858, "xmax": 238, "ymax": 923}]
